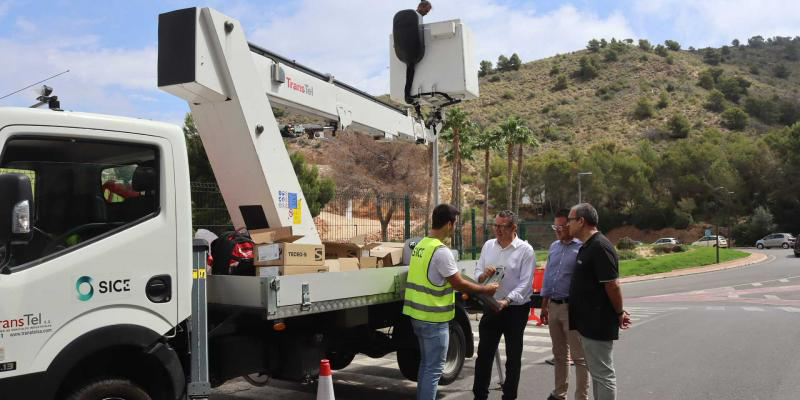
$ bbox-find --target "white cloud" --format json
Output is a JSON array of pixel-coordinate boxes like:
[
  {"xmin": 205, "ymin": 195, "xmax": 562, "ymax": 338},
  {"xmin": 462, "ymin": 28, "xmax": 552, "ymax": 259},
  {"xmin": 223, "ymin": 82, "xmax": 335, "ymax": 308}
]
[
  {"xmin": 631, "ymin": 0, "xmax": 800, "ymax": 47},
  {"xmin": 244, "ymin": 0, "xmax": 634, "ymax": 96},
  {"xmin": 0, "ymin": 1, "xmax": 10, "ymax": 20},
  {"xmin": 15, "ymin": 16, "xmax": 35, "ymax": 33}
]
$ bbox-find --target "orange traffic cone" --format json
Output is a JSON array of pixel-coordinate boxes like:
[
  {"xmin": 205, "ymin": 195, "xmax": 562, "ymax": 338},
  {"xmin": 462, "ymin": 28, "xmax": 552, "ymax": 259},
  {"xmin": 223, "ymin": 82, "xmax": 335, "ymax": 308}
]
[
  {"xmin": 316, "ymin": 359, "xmax": 335, "ymax": 400},
  {"xmin": 528, "ymin": 305, "xmax": 542, "ymax": 325}
]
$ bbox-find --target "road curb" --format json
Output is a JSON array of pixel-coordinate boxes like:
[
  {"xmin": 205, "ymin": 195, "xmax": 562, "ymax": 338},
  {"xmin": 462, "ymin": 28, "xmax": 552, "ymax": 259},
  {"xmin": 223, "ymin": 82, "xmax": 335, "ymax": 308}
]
[{"xmin": 620, "ymin": 250, "xmax": 768, "ymax": 284}]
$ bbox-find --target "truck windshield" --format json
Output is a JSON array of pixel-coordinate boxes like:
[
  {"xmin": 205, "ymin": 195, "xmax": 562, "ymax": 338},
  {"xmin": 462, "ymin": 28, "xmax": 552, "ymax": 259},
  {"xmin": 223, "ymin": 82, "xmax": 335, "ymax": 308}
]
[{"xmin": 0, "ymin": 136, "xmax": 159, "ymax": 267}]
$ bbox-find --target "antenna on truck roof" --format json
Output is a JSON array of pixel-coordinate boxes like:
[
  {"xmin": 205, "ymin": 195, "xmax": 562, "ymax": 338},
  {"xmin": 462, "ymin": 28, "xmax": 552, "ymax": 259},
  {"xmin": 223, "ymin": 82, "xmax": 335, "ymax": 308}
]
[{"xmin": 0, "ymin": 69, "xmax": 70, "ymax": 102}]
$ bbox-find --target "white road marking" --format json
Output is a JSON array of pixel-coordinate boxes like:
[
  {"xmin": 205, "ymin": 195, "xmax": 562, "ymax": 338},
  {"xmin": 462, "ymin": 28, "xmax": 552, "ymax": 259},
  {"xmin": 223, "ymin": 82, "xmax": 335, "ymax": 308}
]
[
  {"xmin": 742, "ymin": 306, "xmax": 764, "ymax": 312},
  {"xmin": 727, "ymin": 293, "xmax": 740, "ymax": 298},
  {"xmin": 780, "ymin": 307, "xmax": 800, "ymax": 313},
  {"xmin": 764, "ymin": 295, "xmax": 781, "ymax": 301},
  {"xmin": 706, "ymin": 306, "xmax": 725, "ymax": 311},
  {"xmin": 779, "ymin": 279, "xmax": 789, "ymax": 283},
  {"xmin": 751, "ymin": 282, "xmax": 763, "ymax": 287}
]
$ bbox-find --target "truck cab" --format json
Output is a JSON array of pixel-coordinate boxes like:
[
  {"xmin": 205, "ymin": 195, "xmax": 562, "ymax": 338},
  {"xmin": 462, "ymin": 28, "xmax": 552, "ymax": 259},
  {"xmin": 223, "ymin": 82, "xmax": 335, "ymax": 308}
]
[{"xmin": 0, "ymin": 108, "xmax": 191, "ymax": 399}]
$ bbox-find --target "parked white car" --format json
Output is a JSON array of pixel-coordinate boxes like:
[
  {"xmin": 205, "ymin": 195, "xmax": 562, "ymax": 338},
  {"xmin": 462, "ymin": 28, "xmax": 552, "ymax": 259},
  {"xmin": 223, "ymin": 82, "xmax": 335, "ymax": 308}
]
[
  {"xmin": 756, "ymin": 233, "xmax": 796, "ymax": 249},
  {"xmin": 653, "ymin": 237, "xmax": 679, "ymax": 245},
  {"xmin": 692, "ymin": 235, "xmax": 728, "ymax": 248}
]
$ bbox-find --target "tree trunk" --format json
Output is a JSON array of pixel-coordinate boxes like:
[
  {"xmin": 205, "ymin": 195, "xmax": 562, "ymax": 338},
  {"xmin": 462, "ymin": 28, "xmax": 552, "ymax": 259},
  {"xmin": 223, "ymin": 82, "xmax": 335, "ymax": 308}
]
[
  {"xmin": 376, "ymin": 194, "xmax": 396, "ymax": 242},
  {"xmin": 451, "ymin": 128, "xmax": 461, "ymax": 247},
  {"xmin": 506, "ymin": 143, "xmax": 514, "ymax": 210},
  {"xmin": 483, "ymin": 148, "xmax": 490, "ymax": 238},
  {"xmin": 514, "ymin": 143, "xmax": 524, "ymax": 216}
]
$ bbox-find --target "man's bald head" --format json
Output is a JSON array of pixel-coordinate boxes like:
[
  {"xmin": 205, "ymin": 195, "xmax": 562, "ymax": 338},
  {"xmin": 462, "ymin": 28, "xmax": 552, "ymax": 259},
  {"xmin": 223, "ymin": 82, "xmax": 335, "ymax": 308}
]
[{"xmin": 417, "ymin": 1, "xmax": 432, "ymax": 16}]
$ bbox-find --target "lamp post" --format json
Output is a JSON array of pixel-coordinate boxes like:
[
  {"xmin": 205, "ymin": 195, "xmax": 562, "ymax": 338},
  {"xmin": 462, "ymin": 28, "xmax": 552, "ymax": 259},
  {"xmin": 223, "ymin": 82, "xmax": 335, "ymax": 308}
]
[{"xmin": 578, "ymin": 172, "xmax": 592, "ymax": 204}]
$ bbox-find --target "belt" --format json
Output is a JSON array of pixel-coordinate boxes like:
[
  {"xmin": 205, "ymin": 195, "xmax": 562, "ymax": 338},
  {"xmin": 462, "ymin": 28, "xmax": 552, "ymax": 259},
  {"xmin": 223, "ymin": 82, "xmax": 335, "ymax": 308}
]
[{"xmin": 550, "ymin": 298, "xmax": 569, "ymax": 304}]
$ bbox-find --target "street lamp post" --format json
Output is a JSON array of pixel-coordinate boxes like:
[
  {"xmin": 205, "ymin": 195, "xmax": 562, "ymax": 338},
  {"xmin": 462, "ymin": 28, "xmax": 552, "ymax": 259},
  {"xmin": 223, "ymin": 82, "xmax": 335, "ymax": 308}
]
[{"xmin": 578, "ymin": 172, "xmax": 592, "ymax": 204}]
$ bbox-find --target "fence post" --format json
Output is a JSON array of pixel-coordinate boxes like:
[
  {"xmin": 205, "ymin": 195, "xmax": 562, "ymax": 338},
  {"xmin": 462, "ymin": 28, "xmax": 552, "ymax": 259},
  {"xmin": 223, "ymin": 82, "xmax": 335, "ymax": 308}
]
[
  {"xmin": 519, "ymin": 222, "xmax": 526, "ymax": 241},
  {"xmin": 404, "ymin": 195, "xmax": 410, "ymax": 241},
  {"xmin": 471, "ymin": 208, "xmax": 477, "ymax": 260}
]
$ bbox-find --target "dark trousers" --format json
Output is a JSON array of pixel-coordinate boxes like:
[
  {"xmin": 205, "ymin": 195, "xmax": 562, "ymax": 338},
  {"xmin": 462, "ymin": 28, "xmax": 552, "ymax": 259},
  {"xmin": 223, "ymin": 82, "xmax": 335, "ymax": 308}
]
[{"xmin": 472, "ymin": 303, "xmax": 531, "ymax": 400}]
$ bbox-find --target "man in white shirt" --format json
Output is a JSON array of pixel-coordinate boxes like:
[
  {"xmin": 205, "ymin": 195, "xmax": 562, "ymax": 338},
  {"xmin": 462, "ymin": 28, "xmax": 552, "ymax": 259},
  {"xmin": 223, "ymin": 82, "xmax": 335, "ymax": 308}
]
[{"xmin": 471, "ymin": 210, "xmax": 535, "ymax": 400}]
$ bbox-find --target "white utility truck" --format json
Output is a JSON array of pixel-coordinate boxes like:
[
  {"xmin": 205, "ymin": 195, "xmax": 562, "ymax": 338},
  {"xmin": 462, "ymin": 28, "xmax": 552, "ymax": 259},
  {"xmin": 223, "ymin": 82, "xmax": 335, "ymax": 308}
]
[{"xmin": 0, "ymin": 7, "xmax": 478, "ymax": 400}]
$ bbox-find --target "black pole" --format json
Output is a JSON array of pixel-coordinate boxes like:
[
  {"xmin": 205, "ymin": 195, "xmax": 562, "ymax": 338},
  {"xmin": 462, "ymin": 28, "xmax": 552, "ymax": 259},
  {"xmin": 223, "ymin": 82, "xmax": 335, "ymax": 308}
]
[{"xmin": 716, "ymin": 222, "xmax": 720, "ymax": 263}]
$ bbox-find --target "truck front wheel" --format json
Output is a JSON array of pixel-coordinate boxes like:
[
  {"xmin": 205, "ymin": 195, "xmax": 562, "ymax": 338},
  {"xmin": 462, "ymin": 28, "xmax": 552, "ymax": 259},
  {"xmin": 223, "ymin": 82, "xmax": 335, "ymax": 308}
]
[
  {"xmin": 396, "ymin": 321, "xmax": 466, "ymax": 385},
  {"xmin": 67, "ymin": 378, "xmax": 151, "ymax": 400}
]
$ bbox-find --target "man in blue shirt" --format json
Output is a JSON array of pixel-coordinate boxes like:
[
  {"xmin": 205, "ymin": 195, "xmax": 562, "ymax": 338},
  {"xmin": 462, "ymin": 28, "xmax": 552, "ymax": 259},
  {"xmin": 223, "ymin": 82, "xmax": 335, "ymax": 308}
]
[{"xmin": 540, "ymin": 209, "xmax": 589, "ymax": 400}]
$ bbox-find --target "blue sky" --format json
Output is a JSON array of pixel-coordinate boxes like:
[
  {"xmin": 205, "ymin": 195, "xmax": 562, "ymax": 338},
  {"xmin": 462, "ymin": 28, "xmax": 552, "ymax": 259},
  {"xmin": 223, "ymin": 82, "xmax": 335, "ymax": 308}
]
[{"xmin": 1, "ymin": 0, "xmax": 797, "ymax": 127}]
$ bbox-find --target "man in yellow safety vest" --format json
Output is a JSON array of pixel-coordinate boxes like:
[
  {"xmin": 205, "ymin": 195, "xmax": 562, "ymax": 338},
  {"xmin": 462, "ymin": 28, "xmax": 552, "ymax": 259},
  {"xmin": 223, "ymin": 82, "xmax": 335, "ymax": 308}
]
[{"xmin": 403, "ymin": 203, "xmax": 498, "ymax": 400}]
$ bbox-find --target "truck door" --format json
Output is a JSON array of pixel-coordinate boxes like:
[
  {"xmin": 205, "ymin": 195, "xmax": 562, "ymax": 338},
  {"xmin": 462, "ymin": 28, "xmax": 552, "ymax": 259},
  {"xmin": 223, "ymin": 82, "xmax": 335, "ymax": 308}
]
[{"xmin": 0, "ymin": 126, "xmax": 178, "ymax": 382}]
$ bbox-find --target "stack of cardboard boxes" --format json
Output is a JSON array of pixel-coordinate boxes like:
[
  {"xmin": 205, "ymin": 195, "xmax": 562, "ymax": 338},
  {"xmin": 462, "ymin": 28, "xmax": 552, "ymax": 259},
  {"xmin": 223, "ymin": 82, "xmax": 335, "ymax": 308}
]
[{"xmin": 251, "ymin": 229, "xmax": 405, "ymax": 277}]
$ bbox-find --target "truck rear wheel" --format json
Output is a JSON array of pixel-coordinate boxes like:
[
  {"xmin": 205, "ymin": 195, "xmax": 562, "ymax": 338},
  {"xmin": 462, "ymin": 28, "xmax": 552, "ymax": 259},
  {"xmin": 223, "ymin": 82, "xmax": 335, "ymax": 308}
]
[
  {"xmin": 67, "ymin": 378, "xmax": 151, "ymax": 400},
  {"xmin": 396, "ymin": 321, "xmax": 466, "ymax": 385}
]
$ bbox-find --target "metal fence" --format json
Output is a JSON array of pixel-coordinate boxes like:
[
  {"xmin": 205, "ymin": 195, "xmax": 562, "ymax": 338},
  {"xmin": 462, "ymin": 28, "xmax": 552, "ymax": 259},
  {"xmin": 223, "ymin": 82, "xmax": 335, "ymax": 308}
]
[{"xmin": 190, "ymin": 183, "xmax": 553, "ymax": 253}]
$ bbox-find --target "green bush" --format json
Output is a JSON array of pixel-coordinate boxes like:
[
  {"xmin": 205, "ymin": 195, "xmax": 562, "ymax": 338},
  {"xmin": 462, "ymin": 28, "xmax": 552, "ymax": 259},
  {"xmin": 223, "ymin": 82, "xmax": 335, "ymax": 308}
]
[
  {"xmin": 501, "ymin": 91, "xmax": 514, "ymax": 100},
  {"xmin": 553, "ymin": 74, "xmax": 568, "ymax": 91},
  {"xmin": 667, "ymin": 115, "xmax": 691, "ymax": 138},
  {"xmin": 697, "ymin": 71, "xmax": 715, "ymax": 90},
  {"xmin": 604, "ymin": 49, "xmax": 619, "ymax": 62},
  {"xmin": 618, "ymin": 249, "xmax": 640, "ymax": 260},
  {"xmin": 665, "ymin": 40, "xmax": 681, "ymax": 51},
  {"xmin": 489, "ymin": 75, "xmax": 501, "ymax": 83},
  {"xmin": 549, "ymin": 64, "xmax": 560, "ymax": 76},
  {"xmin": 703, "ymin": 48, "xmax": 721, "ymax": 65},
  {"xmin": 774, "ymin": 64, "xmax": 790, "ymax": 79},
  {"xmin": 705, "ymin": 90, "xmax": 726, "ymax": 112},
  {"xmin": 617, "ymin": 237, "xmax": 637, "ymax": 250},
  {"xmin": 638, "ymin": 39, "xmax": 652, "ymax": 51},
  {"xmin": 655, "ymin": 44, "xmax": 668, "ymax": 57},
  {"xmin": 657, "ymin": 92, "xmax": 669, "ymax": 109},
  {"xmin": 577, "ymin": 56, "xmax": 599, "ymax": 80},
  {"xmin": 634, "ymin": 98, "xmax": 655, "ymax": 120},
  {"xmin": 721, "ymin": 107, "xmax": 749, "ymax": 130}
]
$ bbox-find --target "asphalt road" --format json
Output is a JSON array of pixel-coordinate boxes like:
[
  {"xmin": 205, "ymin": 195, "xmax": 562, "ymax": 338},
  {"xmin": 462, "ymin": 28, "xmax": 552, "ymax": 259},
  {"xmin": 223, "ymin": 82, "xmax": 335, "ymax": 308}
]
[{"xmin": 212, "ymin": 248, "xmax": 800, "ymax": 400}]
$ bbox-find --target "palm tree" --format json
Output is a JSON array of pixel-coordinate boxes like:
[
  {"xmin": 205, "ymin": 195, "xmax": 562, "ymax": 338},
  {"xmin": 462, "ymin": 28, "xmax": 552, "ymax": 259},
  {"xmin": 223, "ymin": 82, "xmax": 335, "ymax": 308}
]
[
  {"xmin": 441, "ymin": 108, "xmax": 475, "ymax": 213},
  {"xmin": 498, "ymin": 116, "xmax": 526, "ymax": 210},
  {"xmin": 473, "ymin": 127, "xmax": 504, "ymax": 235},
  {"xmin": 513, "ymin": 126, "xmax": 537, "ymax": 216}
]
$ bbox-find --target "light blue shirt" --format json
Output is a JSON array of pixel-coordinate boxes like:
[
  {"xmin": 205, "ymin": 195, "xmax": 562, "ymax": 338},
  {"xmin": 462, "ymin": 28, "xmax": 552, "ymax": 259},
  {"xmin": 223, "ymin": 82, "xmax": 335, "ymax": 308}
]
[{"xmin": 540, "ymin": 239, "xmax": 581, "ymax": 300}]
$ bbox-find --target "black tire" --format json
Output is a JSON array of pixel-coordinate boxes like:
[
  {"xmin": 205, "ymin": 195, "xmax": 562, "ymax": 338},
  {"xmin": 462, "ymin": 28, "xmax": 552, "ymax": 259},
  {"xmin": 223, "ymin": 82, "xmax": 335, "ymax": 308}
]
[
  {"xmin": 756, "ymin": 244, "xmax": 764, "ymax": 249},
  {"xmin": 67, "ymin": 378, "xmax": 151, "ymax": 400},
  {"xmin": 243, "ymin": 372, "xmax": 271, "ymax": 387},
  {"xmin": 327, "ymin": 350, "xmax": 357, "ymax": 370},
  {"xmin": 440, "ymin": 321, "xmax": 466, "ymax": 385},
  {"xmin": 782, "ymin": 243, "xmax": 789, "ymax": 249},
  {"xmin": 396, "ymin": 345, "xmax": 420, "ymax": 382},
  {"xmin": 395, "ymin": 321, "xmax": 467, "ymax": 385}
]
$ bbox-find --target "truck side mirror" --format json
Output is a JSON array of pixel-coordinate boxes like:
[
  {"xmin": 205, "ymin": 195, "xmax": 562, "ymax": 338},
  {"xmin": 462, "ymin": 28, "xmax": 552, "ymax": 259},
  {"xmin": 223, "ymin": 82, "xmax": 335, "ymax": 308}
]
[{"xmin": 0, "ymin": 173, "xmax": 34, "ymax": 246}]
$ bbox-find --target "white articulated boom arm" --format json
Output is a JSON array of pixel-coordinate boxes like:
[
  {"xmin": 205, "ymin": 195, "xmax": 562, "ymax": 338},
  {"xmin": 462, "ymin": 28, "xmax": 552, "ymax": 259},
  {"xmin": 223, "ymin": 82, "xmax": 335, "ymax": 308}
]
[{"xmin": 157, "ymin": 7, "xmax": 434, "ymax": 244}]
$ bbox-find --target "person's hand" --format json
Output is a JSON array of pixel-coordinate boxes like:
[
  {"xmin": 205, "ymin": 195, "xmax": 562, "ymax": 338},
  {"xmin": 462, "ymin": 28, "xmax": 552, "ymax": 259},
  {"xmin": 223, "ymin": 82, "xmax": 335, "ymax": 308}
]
[
  {"xmin": 540, "ymin": 307, "xmax": 549, "ymax": 325},
  {"xmin": 497, "ymin": 298, "xmax": 509, "ymax": 310},
  {"xmin": 619, "ymin": 310, "xmax": 631, "ymax": 329},
  {"xmin": 479, "ymin": 266, "xmax": 496, "ymax": 283},
  {"xmin": 483, "ymin": 282, "xmax": 499, "ymax": 296}
]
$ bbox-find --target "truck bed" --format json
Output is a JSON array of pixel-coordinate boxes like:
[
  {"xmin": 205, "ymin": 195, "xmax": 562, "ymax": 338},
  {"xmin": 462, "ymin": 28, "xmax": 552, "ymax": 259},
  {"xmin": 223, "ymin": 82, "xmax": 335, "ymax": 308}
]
[{"xmin": 207, "ymin": 266, "xmax": 409, "ymax": 319}]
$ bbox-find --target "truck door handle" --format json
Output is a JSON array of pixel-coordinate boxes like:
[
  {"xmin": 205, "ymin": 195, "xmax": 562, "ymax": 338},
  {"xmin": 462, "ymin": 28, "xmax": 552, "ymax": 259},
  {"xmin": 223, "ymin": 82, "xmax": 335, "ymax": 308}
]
[{"xmin": 146, "ymin": 275, "xmax": 172, "ymax": 303}]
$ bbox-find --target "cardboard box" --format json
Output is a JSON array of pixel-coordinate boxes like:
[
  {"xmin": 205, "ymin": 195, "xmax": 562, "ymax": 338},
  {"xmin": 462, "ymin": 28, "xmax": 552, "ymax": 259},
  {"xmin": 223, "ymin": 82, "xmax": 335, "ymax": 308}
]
[
  {"xmin": 358, "ymin": 256, "xmax": 378, "ymax": 269},
  {"xmin": 281, "ymin": 265, "xmax": 330, "ymax": 275},
  {"xmin": 256, "ymin": 266, "xmax": 280, "ymax": 278},
  {"xmin": 337, "ymin": 257, "xmax": 360, "ymax": 272},
  {"xmin": 370, "ymin": 245, "xmax": 403, "ymax": 267},
  {"xmin": 255, "ymin": 242, "xmax": 324, "ymax": 266},
  {"xmin": 324, "ymin": 240, "xmax": 382, "ymax": 269},
  {"xmin": 250, "ymin": 227, "xmax": 304, "ymax": 244}
]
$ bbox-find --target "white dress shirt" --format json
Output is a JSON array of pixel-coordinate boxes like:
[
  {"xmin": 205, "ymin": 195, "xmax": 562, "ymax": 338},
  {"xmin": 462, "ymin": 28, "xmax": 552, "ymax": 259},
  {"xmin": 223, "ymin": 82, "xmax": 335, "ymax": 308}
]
[{"xmin": 474, "ymin": 236, "xmax": 535, "ymax": 305}]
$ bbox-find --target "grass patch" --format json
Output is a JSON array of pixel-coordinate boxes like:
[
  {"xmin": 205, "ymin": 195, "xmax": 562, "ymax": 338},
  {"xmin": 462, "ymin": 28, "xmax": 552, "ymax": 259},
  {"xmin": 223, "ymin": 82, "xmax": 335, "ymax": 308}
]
[{"xmin": 620, "ymin": 247, "xmax": 749, "ymax": 277}]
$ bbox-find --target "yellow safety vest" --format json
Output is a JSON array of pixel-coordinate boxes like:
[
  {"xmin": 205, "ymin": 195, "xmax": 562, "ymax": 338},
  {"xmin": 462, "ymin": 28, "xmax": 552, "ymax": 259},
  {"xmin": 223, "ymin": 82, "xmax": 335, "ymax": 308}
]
[{"xmin": 402, "ymin": 237, "xmax": 455, "ymax": 322}]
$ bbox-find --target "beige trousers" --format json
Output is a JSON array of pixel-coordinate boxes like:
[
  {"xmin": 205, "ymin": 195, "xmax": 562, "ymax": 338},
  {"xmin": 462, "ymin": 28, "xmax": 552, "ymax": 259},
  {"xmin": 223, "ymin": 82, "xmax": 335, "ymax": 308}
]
[{"xmin": 547, "ymin": 302, "xmax": 589, "ymax": 400}]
